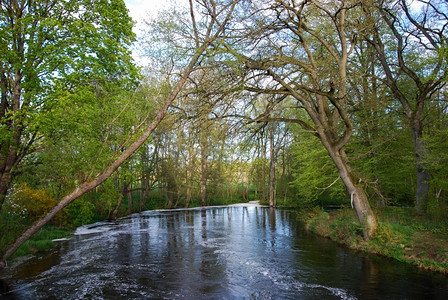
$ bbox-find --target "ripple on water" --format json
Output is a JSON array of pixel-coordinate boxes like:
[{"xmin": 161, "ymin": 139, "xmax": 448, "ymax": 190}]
[{"xmin": 3, "ymin": 207, "xmax": 448, "ymax": 299}]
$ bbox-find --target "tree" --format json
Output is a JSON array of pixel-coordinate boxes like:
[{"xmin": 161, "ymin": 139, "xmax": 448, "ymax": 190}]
[
  {"xmin": 347, "ymin": 35, "xmax": 416, "ymax": 207},
  {"xmin": 363, "ymin": 0, "xmax": 448, "ymax": 213},
  {"xmin": 423, "ymin": 89, "xmax": 448, "ymax": 216},
  {"xmin": 199, "ymin": 128, "xmax": 209, "ymax": 206},
  {"xmin": 288, "ymin": 120, "xmax": 346, "ymax": 207},
  {"xmin": 0, "ymin": 0, "xmax": 138, "ymax": 210},
  {"xmin": 0, "ymin": 0, "xmax": 241, "ymax": 269},
  {"xmin": 218, "ymin": 0, "xmax": 378, "ymax": 239}
]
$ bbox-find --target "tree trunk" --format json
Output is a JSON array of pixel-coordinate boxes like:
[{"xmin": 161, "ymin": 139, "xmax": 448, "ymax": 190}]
[
  {"xmin": 109, "ymin": 183, "xmax": 128, "ymax": 220},
  {"xmin": 370, "ymin": 5, "xmax": 435, "ymax": 213},
  {"xmin": 127, "ymin": 186, "xmax": 133, "ymax": 215},
  {"xmin": 261, "ymin": 138, "xmax": 267, "ymax": 202},
  {"xmin": 185, "ymin": 185, "xmax": 192, "ymax": 208},
  {"xmin": 0, "ymin": 75, "xmax": 23, "ymax": 211},
  {"xmin": 268, "ymin": 160, "xmax": 276, "ymax": 207},
  {"xmin": 242, "ymin": 180, "xmax": 250, "ymax": 202},
  {"xmin": 165, "ymin": 190, "xmax": 174, "ymax": 209},
  {"xmin": 0, "ymin": 163, "xmax": 14, "ymax": 210},
  {"xmin": 200, "ymin": 139, "xmax": 208, "ymax": 206},
  {"xmin": 139, "ymin": 149, "xmax": 148, "ymax": 212},
  {"xmin": 0, "ymin": 148, "xmax": 22, "ymax": 212},
  {"xmin": 109, "ymin": 194, "xmax": 123, "ymax": 220},
  {"xmin": 411, "ymin": 120, "xmax": 430, "ymax": 214},
  {"xmin": 329, "ymin": 147, "xmax": 378, "ymax": 240},
  {"xmin": 139, "ymin": 179, "xmax": 148, "ymax": 212},
  {"xmin": 268, "ymin": 124, "xmax": 276, "ymax": 207},
  {"xmin": 185, "ymin": 134, "xmax": 194, "ymax": 208}
]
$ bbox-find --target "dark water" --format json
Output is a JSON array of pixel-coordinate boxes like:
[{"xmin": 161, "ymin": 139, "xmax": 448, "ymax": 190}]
[{"xmin": 1, "ymin": 206, "xmax": 448, "ymax": 299}]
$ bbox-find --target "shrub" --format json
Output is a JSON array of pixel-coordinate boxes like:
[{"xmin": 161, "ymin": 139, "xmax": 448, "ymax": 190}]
[
  {"xmin": 11, "ymin": 183, "xmax": 66, "ymax": 226},
  {"xmin": 67, "ymin": 199, "xmax": 96, "ymax": 228}
]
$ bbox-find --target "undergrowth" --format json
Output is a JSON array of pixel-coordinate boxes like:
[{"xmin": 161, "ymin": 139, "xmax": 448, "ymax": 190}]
[
  {"xmin": 1, "ymin": 210, "xmax": 71, "ymax": 264},
  {"xmin": 301, "ymin": 207, "xmax": 448, "ymax": 274}
]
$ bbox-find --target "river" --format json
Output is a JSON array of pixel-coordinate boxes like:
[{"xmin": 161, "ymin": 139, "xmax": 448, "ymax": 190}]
[{"xmin": 1, "ymin": 206, "xmax": 448, "ymax": 299}]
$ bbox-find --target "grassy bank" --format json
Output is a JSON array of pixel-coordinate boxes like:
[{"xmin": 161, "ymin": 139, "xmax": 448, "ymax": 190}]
[
  {"xmin": 300, "ymin": 207, "xmax": 448, "ymax": 274},
  {"xmin": 0, "ymin": 212, "xmax": 72, "ymax": 265},
  {"xmin": 9, "ymin": 226, "xmax": 71, "ymax": 260}
]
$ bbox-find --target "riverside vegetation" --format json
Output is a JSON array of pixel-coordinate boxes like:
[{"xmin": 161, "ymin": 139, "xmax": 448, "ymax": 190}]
[{"xmin": 300, "ymin": 207, "xmax": 448, "ymax": 274}]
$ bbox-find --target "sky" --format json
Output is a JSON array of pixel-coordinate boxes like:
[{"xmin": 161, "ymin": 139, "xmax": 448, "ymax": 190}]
[
  {"xmin": 124, "ymin": 0, "xmax": 172, "ymax": 66},
  {"xmin": 124, "ymin": 0, "xmax": 166, "ymax": 24}
]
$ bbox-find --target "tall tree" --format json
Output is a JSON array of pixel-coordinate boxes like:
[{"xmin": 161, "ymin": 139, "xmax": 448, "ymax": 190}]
[
  {"xmin": 364, "ymin": 0, "xmax": 448, "ymax": 213},
  {"xmin": 0, "ymin": 0, "xmax": 138, "ymax": 210},
  {"xmin": 347, "ymin": 36, "xmax": 416, "ymax": 207},
  {"xmin": 219, "ymin": 0, "xmax": 378, "ymax": 239}
]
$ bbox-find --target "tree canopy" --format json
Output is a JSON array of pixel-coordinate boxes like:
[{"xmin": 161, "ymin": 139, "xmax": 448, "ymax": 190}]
[{"xmin": 0, "ymin": 0, "xmax": 139, "ymax": 210}]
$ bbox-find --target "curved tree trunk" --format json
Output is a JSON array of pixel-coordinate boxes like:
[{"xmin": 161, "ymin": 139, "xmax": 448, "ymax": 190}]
[
  {"xmin": 329, "ymin": 147, "xmax": 378, "ymax": 240},
  {"xmin": 109, "ymin": 183, "xmax": 127, "ymax": 221},
  {"xmin": 109, "ymin": 194, "xmax": 123, "ymax": 220}
]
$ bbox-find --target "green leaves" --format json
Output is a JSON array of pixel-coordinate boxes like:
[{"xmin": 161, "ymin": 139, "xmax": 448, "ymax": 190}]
[
  {"xmin": 289, "ymin": 126, "xmax": 346, "ymax": 206},
  {"xmin": 0, "ymin": 0, "xmax": 140, "ymax": 209}
]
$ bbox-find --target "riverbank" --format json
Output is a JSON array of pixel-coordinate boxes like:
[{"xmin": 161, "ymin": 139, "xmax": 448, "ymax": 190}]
[
  {"xmin": 0, "ymin": 225, "xmax": 72, "ymax": 267},
  {"xmin": 300, "ymin": 207, "xmax": 448, "ymax": 274}
]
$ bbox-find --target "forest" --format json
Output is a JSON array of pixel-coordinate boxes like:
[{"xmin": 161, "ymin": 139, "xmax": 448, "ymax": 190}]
[{"xmin": 1, "ymin": 0, "xmax": 447, "ymax": 269}]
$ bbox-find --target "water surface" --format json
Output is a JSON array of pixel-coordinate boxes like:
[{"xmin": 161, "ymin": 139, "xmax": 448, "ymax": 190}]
[{"xmin": 2, "ymin": 206, "xmax": 448, "ymax": 299}]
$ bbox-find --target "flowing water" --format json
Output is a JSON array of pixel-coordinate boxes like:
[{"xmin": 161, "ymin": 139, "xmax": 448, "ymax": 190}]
[{"xmin": 1, "ymin": 206, "xmax": 448, "ymax": 299}]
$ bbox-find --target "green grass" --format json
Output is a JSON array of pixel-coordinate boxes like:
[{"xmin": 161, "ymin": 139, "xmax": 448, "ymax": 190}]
[
  {"xmin": 1, "ymin": 211, "xmax": 71, "ymax": 264},
  {"xmin": 12, "ymin": 226, "xmax": 71, "ymax": 259},
  {"xmin": 300, "ymin": 207, "xmax": 448, "ymax": 274}
]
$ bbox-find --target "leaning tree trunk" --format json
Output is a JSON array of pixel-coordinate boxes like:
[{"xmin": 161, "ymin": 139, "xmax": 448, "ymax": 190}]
[
  {"xmin": 109, "ymin": 194, "xmax": 123, "ymax": 221},
  {"xmin": 330, "ymin": 148, "xmax": 378, "ymax": 240},
  {"xmin": 109, "ymin": 183, "xmax": 128, "ymax": 221}
]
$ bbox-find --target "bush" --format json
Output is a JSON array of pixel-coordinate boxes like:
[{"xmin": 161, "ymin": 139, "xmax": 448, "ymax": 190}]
[
  {"xmin": 9, "ymin": 183, "xmax": 66, "ymax": 226},
  {"xmin": 67, "ymin": 199, "xmax": 96, "ymax": 228}
]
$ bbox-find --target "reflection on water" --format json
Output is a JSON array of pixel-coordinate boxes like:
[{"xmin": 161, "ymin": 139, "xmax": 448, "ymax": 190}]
[{"xmin": 1, "ymin": 206, "xmax": 448, "ymax": 299}]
